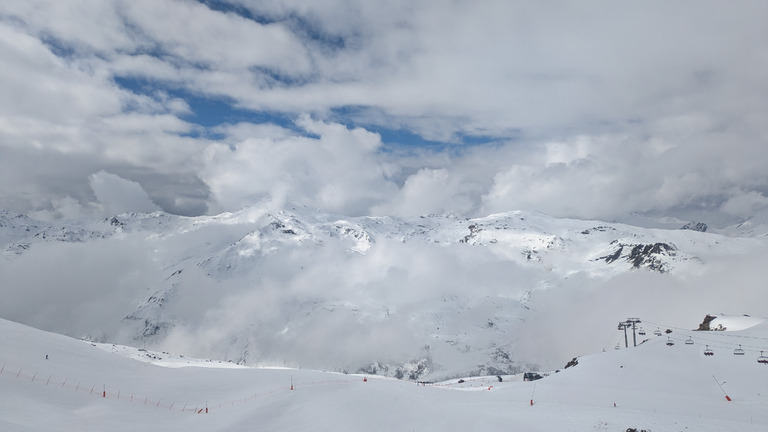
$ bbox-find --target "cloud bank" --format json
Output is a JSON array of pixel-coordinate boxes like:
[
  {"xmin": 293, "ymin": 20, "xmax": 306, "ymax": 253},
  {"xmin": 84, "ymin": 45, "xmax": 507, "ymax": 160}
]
[{"xmin": 1, "ymin": 0, "xmax": 767, "ymax": 226}]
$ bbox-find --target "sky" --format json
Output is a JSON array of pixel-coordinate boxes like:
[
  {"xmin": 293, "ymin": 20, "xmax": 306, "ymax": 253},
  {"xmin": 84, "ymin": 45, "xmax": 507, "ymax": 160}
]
[{"xmin": 1, "ymin": 0, "xmax": 768, "ymax": 226}]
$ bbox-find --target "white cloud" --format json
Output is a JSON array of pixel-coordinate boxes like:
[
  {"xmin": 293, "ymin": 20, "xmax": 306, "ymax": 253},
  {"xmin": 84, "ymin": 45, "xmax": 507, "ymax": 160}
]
[
  {"xmin": 371, "ymin": 168, "xmax": 476, "ymax": 217},
  {"xmin": 89, "ymin": 170, "xmax": 161, "ymax": 215},
  {"xmin": 0, "ymin": 235, "xmax": 162, "ymax": 338},
  {"xmin": 202, "ymin": 117, "xmax": 398, "ymax": 215},
  {"xmin": 29, "ymin": 196, "xmax": 93, "ymax": 221},
  {"xmin": 0, "ymin": 0, "xmax": 767, "ymax": 227},
  {"xmin": 0, "ymin": 24, "xmax": 123, "ymax": 123},
  {"xmin": 721, "ymin": 192, "xmax": 768, "ymax": 219},
  {"xmin": 0, "ymin": 0, "xmax": 138, "ymax": 54},
  {"xmin": 120, "ymin": 0, "xmax": 312, "ymax": 74}
]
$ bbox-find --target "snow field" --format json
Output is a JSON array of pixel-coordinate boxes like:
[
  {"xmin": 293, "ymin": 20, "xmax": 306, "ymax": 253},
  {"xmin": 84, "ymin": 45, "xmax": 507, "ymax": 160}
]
[{"xmin": 2, "ymin": 317, "xmax": 767, "ymax": 431}]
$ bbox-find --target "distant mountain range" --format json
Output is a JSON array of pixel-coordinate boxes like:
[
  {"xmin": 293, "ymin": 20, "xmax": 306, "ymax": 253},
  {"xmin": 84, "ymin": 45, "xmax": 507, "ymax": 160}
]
[{"xmin": 1, "ymin": 204, "xmax": 765, "ymax": 380}]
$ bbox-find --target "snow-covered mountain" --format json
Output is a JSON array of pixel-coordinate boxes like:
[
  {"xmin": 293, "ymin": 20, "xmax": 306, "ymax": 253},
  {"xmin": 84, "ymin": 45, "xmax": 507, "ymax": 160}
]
[{"xmin": 1, "ymin": 204, "xmax": 766, "ymax": 380}]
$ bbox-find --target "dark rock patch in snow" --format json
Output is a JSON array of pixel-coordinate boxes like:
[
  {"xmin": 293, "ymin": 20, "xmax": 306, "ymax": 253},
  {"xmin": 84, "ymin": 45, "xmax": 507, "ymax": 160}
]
[{"xmin": 680, "ymin": 221, "xmax": 708, "ymax": 232}]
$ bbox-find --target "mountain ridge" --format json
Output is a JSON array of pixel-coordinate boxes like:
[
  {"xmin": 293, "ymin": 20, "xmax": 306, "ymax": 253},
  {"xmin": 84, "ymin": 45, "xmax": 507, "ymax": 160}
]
[{"xmin": 1, "ymin": 204, "xmax": 765, "ymax": 380}]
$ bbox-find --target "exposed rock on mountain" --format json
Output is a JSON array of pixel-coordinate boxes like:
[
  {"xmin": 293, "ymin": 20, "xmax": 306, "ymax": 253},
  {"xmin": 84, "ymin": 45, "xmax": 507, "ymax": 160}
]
[
  {"xmin": 597, "ymin": 241, "xmax": 680, "ymax": 273},
  {"xmin": 681, "ymin": 221, "xmax": 708, "ymax": 232}
]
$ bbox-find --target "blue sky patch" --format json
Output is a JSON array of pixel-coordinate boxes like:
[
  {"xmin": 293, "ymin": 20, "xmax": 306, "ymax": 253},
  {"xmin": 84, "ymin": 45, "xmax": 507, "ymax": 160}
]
[{"xmin": 114, "ymin": 76, "xmax": 297, "ymax": 131}]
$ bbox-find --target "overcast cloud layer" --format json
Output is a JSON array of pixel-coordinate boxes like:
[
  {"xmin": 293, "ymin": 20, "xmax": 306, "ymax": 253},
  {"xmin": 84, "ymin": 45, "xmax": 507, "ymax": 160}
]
[{"xmin": 1, "ymin": 0, "xmax": 767, "ymax": 225}]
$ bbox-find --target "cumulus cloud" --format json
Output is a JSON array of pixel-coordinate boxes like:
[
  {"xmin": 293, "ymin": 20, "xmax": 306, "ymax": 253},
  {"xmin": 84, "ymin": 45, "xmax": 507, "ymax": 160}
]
[
  {"xmin": 371, "ymin": 168, "xmax": 477, "ymax": 217},
  {"xmin": 89, "ymin": 170, "xmax": 161, "ymax": 215},
  {"xmin": 0, "ymin": 0, "xmax": 767, "ymax": 229},
  {"xmin": 0, "ymin": 23, "xmax": 122, "ymax": 123},
  {"xmin": 201, "ymin": 116, "xmax": 399, "ymax": 215},
  {"xmin": 116, "ymin": 0, "xmax": 313, "ymax": 81},
  {"xmin": 31, "ymin": 196, "xmax": 92, "ymax": 221}
]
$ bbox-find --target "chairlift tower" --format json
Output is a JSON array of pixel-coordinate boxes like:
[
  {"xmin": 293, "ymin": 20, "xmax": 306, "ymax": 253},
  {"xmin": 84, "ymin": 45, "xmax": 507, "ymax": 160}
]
[
  {"xmin": 626, "ymin": 318, "xmax": 641, "ymax": 347},
  {"xmin": 618, "ymin": 321, "xmax": 630, "ymax": 348}
]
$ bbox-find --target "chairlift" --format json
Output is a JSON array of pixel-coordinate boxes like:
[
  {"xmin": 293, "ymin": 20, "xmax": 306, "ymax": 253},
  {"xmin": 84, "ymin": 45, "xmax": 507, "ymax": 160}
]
[
  {"xmin": 638, "ymin": 327, "xmax": 646, "ymax": 336},
  {"xmin": 666, "ymin": 337, "xmax": 675, "ymax": 346},
  {"xmin": 758, "ymin": 351, "xmax": 768, "ymax": 364},
  {"xmin": 704, "ymin": 345, "xmax": 714, "ymax": 356},
  {"xmin": 685, "ymin": 336, "xmax": 694, "ymax": 345},
  {"xmin": 733, "ymin": 344, "xmax": 745, "ymax": 356},
  {"xmin": 653, "ymin": 328, "xmax": 662, "ymax": 336},
  {"xmin": 614, "ymin": 343, "xmax": 621, "ymax": 350}
]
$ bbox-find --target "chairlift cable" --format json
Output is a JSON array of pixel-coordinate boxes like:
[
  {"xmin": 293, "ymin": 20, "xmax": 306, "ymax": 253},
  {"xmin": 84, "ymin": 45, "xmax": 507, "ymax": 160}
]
[
  {"xmin": 663, "ymin": 334, "xmax": 767, "ymax": 354},
  {"xmin": 641, "ymin": 320, "xmax": 768, "ymax": 351},
  {"xmin": 607, "ymin": 319, "xmax": 768, "ymax": 355},
  {"xmin": 643, "ymin": 319, "xmax": 768, "ymax": 341},
  {"xmin": 602, "ymin": 330, "xmax": 621, "ymax": 352}
]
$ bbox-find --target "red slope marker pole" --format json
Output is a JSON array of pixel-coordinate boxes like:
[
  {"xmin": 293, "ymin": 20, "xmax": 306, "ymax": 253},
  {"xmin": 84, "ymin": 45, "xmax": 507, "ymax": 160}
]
[{"xmin": 712, "ymin": 375, "xmax": 731, "ymax": 401}]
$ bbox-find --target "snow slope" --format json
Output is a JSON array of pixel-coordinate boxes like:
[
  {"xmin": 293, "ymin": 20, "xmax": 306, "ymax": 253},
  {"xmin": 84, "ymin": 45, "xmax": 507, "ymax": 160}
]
[{"xmin": 2, "ymin": 317, "xmax": 767, "ymax": 431}]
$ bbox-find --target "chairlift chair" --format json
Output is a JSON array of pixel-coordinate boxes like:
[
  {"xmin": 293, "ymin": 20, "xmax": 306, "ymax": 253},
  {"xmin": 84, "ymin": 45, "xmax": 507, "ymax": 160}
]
[
  {"xmin": 704, "ymin": 345, "xmax": 714, "ymax": 356},
  {"xmin": 653, "ymin": 328, "xmax": 662, "ymax": 336},
  {"xmin": 758, "ymin": 351, "xmax": 768, "ymax": 364},
  {"xmin": 614, "ymin": 343, "xmax": 621, "ymax": 350},
  {"xmin": 666, "ymin": 337, "xmax": 674, "ymax": 346},
  {"xmin": 638, "ymin": 327, "xmax": 646, "ymax": 336},
  {"xmin": 685, "ymin": 336, "xmax": 694, "ymax": 345},
  {"xmin": 734, "ymin": 344, "xmax": 745, "ymax": 355}
]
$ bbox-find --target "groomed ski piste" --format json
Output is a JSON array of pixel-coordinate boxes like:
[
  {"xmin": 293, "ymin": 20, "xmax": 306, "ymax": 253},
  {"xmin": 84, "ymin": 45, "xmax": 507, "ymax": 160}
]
[{"xmin": 2, "ymin": 315, "xmax": 767, "ymax": 431}]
